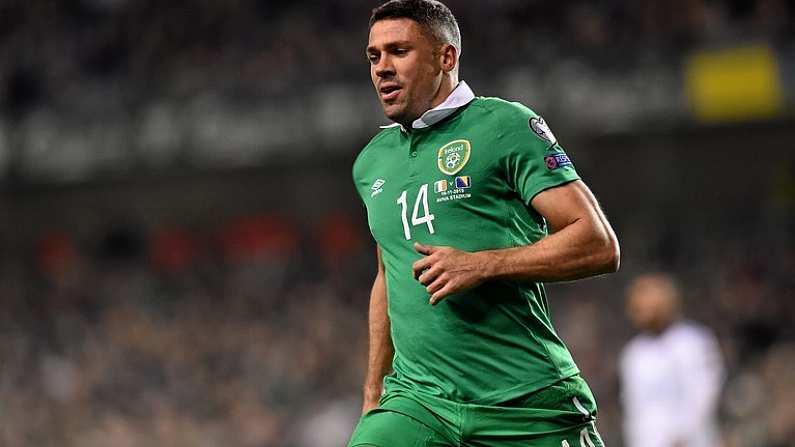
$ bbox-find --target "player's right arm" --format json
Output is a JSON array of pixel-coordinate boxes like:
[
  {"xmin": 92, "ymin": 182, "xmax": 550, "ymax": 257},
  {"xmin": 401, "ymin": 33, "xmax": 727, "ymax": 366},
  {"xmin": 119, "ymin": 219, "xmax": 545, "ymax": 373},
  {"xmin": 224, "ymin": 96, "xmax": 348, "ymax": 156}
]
[{"xmin": 361, "ymin": 245, "xmax": 393, "ymax": 414}]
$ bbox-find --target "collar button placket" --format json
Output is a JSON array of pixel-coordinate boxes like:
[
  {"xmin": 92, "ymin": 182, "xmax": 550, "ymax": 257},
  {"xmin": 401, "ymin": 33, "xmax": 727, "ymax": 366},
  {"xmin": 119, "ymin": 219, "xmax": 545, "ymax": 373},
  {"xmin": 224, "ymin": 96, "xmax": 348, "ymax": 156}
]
[{"xmin": 408, "ymin": 133, "xmax": 420, "ymax": 179}]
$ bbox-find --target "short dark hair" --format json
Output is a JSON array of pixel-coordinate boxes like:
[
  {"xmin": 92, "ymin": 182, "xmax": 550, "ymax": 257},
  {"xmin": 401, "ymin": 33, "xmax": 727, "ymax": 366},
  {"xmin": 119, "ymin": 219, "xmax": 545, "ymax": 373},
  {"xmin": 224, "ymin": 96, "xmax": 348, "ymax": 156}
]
[{"xmin": 369, "ymin": 0, "xmax": 461, "ymax": 52}]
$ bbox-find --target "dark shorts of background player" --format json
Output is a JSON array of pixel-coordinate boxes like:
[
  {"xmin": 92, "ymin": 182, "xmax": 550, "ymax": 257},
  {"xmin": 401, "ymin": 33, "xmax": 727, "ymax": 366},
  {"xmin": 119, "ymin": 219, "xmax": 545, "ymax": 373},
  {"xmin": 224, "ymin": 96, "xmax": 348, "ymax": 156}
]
[{"xmin": 347, "ymin": 374, "xmax": 605, "ymax": 447}]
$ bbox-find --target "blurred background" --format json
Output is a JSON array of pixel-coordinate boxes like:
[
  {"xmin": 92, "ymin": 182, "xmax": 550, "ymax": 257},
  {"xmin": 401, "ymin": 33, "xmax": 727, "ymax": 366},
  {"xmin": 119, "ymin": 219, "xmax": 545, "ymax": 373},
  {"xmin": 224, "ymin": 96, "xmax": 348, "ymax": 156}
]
[{"xmin": 0, "ymin": 0, "xmax": 793, "ymax": 446}]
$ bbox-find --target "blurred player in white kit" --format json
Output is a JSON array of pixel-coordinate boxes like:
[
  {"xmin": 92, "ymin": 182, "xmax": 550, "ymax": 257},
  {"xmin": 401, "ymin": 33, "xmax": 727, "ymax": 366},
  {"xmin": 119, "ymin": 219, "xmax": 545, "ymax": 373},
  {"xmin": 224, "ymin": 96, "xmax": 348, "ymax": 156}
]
[{"xmin": 620, "ymin": 273, "xmax": 725, "ymax": 447}]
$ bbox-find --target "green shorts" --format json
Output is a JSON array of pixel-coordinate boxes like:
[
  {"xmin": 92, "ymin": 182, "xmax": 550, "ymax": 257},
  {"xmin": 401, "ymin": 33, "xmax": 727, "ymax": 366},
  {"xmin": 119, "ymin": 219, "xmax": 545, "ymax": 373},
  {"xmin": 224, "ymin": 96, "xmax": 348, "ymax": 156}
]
[{"xmin": 347, "ymin": 375, "xmax": 604, "ymax": 447}]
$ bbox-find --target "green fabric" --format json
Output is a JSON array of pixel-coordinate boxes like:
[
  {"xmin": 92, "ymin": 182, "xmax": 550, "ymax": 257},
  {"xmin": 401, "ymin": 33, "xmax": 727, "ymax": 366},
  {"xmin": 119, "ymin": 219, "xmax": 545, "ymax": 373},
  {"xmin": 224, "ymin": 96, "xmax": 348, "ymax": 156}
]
[
  {"xmin": 348, "ymin": 375, "xmax": 605, "ymax": 447},
  {"xmin": 348, "ymin": 409, "xmax": 450, "ymax": 447},
  {"xmin": 352, "ymin": 97, "xmax": 582, "ymax": 404}
]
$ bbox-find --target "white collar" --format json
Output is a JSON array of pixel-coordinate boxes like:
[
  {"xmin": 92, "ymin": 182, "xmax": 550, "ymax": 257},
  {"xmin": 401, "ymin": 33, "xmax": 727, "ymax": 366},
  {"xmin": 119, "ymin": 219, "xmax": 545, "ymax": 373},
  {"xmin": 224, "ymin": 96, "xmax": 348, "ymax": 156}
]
[{"xmin": 379, "ymin": 81, "xmax": 475, "ymax": 131}]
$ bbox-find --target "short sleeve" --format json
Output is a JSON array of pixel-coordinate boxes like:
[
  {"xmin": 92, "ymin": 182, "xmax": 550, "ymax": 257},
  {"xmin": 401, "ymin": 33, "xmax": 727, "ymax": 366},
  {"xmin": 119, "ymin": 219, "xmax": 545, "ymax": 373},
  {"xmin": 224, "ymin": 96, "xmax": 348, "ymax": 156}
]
[
  {"xmin": 351, "ymin": 163, "xmax": 366, "ymax": 207},
  {"xmin": 498, "ymin": 103, "xmax": 580, "ymax": 205},
  {"xmin": 352, "ymin": 145, "xmax": 375, "ymax": 208}
]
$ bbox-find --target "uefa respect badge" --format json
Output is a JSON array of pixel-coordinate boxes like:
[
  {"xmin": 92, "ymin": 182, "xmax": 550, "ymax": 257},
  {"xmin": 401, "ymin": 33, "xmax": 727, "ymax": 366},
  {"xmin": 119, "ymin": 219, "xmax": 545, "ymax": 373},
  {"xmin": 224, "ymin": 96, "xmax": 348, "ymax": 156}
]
[
  {"xmin": 437, "ymin": 139, "xmax": 471, "ymax": 175},
  {"xmin": 544, "ymin": 152, "xmax": 572, "ymax": 170}
]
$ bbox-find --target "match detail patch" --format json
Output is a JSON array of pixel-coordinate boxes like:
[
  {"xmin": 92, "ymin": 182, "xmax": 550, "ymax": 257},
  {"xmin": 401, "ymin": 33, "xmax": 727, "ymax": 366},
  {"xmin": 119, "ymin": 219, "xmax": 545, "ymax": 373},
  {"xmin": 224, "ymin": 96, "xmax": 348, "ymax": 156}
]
[{"xmin": 544, "ymin": 153, "xmax": 572, "ymax": 170}]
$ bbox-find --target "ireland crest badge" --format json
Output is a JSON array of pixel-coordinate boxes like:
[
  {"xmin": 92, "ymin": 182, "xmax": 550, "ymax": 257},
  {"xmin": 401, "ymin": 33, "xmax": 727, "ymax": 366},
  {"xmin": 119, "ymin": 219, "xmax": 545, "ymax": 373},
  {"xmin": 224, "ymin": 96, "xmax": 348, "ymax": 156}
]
[{"xmin": 437, "ymin": 139, "xmax": 471, "ymax": 175}]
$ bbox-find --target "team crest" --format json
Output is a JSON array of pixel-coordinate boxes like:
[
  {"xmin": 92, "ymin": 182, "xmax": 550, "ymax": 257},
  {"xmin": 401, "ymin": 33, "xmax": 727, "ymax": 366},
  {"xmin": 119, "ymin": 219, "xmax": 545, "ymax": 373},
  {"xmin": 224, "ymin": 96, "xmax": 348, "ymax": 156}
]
[
  {"xmin": 437, "ymin": 139, "xmax": 471, "ymax": 175},
  {"xmin": 529, "ymin": 116, "xmax": 557, "ymax": 147}
]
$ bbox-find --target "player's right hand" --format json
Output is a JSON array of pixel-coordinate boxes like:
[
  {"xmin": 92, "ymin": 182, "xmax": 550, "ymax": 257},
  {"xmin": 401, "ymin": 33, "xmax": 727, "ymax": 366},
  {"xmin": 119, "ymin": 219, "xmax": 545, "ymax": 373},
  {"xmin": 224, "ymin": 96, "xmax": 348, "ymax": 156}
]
[{"xmin": 413, "ymin": 242, "xmax": 489, "ymax": 305}]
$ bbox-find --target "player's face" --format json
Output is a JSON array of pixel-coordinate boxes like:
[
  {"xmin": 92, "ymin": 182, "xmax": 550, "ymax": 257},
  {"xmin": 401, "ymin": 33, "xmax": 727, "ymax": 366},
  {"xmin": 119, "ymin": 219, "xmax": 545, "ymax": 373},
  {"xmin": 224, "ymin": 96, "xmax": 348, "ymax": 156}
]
[
  {"xmin": 367, "ymin": 18, "xmax": 444, "ymax": 125},
  {"xmin": 626, "ymin": 281, "xmax": 676, "ymax": 333}
]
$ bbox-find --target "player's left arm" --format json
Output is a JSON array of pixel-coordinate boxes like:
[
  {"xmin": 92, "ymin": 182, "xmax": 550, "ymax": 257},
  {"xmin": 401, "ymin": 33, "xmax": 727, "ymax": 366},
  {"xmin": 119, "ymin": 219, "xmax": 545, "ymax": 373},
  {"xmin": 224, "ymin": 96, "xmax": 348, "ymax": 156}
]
[{"xmin": 413, "ymin": 179, "xmax": 619, "ymax": 304}]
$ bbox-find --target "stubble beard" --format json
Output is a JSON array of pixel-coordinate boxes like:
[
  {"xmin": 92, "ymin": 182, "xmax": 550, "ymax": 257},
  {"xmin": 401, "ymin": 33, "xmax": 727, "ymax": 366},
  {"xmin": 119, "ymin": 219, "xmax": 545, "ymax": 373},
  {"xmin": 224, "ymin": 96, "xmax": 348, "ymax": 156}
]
[
  {"xmin": 383, "ymin": 92, "xmax": 433, "ymax": 129},
  {"xmin": 383, "ymin": 101, "xmax": 414, "ymax": 128}
]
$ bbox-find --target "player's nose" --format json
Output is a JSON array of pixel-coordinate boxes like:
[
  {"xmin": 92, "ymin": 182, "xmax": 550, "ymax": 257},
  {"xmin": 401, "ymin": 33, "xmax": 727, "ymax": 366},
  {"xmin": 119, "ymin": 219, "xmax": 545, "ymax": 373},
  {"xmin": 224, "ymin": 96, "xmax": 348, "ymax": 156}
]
[{"xmin": 374, "ymin": 56, "xmax": 395, "ymax": 78}]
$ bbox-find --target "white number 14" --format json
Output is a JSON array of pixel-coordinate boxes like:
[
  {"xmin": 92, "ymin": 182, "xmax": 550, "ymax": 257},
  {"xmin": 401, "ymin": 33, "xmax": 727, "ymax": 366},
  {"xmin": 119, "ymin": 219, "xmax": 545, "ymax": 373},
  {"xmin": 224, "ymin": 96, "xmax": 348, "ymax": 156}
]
[{"xmin": 396, "ymin": 184, "xmax": 435, "ymax": 240}]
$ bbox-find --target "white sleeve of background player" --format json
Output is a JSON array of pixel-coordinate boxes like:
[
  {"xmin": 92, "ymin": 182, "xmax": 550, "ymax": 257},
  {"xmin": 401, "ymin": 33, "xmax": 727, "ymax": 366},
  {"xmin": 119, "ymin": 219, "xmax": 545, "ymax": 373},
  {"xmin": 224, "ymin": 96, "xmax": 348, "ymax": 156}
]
[{"xmin": 672, "ymin": 325, "xmax": 725, "ymax": 442}]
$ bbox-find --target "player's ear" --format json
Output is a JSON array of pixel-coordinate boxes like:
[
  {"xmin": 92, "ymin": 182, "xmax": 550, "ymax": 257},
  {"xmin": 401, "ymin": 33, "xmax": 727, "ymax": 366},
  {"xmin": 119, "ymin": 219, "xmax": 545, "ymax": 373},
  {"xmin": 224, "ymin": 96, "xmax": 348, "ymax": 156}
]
[{"xmin": 439, "ymin": 43, "xmax": 458, "ymax": 74}]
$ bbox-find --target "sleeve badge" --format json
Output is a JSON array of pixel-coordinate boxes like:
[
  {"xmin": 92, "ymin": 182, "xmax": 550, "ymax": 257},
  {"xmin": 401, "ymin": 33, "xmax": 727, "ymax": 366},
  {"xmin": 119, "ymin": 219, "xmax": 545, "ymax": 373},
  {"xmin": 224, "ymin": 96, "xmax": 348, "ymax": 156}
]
[{"xmin": 529, "ymin": 116, "xmax": 558, "ymax": 147}]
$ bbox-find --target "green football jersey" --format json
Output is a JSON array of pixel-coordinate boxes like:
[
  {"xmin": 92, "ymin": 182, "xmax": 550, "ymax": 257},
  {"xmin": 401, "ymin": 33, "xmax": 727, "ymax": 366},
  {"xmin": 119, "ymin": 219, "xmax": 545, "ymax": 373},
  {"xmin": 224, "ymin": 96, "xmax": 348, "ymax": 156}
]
[{"xmin": 352, "ymin": 91, "xmax": 581, "ymax": 405}]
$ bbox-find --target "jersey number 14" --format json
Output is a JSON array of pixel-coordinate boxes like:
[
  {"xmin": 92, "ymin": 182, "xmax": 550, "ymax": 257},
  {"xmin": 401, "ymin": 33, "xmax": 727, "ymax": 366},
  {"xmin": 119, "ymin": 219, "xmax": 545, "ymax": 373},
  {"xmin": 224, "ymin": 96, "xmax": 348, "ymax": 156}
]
[{"xmin": 397, "ymin": 184, "xmax": 435, "ymax": 240}]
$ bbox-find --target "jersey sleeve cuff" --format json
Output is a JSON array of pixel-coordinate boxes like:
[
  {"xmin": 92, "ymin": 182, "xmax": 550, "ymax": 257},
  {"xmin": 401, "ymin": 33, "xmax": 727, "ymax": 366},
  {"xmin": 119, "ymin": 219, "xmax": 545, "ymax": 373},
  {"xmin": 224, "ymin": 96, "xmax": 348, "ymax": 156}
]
[{"xmin": 522, "ymin": 175, "xmax": 580, "ymax": 206}]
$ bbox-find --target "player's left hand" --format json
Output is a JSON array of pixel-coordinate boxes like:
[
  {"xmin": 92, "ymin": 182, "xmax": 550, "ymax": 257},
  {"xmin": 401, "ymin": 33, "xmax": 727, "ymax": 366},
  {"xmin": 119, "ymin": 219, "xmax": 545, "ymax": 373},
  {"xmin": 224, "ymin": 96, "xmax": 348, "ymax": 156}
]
[{"xmin": 412, "ymin": 242, "xmax": 487, "ymax": 305}]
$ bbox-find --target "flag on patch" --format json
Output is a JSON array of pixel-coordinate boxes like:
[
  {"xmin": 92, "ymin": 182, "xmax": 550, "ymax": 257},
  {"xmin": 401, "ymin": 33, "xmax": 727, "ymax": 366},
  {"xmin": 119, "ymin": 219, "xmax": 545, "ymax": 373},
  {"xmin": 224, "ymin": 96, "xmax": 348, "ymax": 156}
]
[
  {"xmin": 434, "ymin": 179, "xmax": 448, "ymax": 193},
  {"xmin": 454, "ymin": 176, "xmax": 472, "ymax": 188}
]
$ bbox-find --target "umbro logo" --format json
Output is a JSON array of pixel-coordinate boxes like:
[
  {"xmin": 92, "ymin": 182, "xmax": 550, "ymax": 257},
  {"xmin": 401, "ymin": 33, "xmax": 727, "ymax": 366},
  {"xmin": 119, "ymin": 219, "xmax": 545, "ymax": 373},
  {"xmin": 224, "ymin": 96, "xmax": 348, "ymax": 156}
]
[{"xmin": 371, "ymin": 178, "xmax": 385, "ymax": 197}]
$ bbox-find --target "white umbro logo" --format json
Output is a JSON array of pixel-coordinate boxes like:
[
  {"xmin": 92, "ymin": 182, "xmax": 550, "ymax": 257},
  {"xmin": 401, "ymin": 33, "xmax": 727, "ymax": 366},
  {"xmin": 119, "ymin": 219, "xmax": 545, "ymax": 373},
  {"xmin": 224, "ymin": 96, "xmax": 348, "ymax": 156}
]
[{"xmin": 371, "ymin": 179, "xmax": 385, "ymax": 197}]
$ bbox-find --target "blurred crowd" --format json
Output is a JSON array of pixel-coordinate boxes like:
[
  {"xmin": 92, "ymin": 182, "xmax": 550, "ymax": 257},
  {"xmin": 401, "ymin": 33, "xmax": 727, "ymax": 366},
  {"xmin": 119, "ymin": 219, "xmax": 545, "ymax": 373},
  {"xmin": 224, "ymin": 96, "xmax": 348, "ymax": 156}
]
[
  {"xmin": 0, "ymin": 213, "xmax": 373, "ymax": 446},
  {"xmin": 0, "ymin": 206, "xmax": 793, "ymax": 446},
  {"xmin": 2, "ymin": 0, "xmax": 793, "ymax": 116},
  {"xmin": 1, "ymin": 0, "xmax": 793, "ymax": 182}
]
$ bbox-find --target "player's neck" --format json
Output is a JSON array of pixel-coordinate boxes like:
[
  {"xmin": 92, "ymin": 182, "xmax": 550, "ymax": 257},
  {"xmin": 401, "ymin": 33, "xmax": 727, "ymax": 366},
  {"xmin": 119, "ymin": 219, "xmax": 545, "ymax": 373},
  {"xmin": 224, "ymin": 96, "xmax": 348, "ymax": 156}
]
[
  {"xmin": 645, "ymin": 318, "xmax": 675, "ymax": 336},
  {"xmin": 398, "ymin": 75, "xmax": 459, "ymax": 130},
  {"xmin": 428, "ymin": 74, "xmax": 459, "ymax": 110}
]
